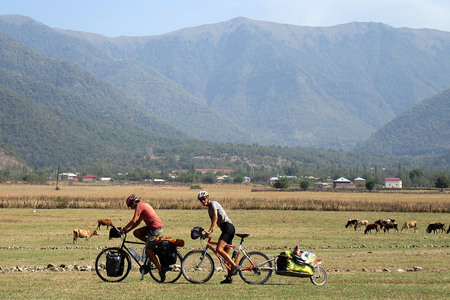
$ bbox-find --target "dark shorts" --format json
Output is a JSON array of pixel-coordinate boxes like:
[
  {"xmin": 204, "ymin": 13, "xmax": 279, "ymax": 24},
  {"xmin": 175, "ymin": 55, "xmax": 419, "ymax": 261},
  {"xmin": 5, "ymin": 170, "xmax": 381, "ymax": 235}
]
[
  {"xmin": 137, "ymin": 226, "xmax": 163, "ymax": 250},
  {"xmin": 219, "ymin": 222, "xmax": 235, "ymax": 245}
]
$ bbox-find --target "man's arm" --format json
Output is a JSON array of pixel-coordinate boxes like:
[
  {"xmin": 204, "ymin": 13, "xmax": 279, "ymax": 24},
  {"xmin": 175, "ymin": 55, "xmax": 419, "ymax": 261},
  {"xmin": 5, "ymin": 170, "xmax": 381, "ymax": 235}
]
[
  {"xmin": 122, "ymin": 214, "xmax": 142, "ymax": 233},
  {"xmin": 207, "ymin": 209, "xmax": 218, "ymax": 235}
]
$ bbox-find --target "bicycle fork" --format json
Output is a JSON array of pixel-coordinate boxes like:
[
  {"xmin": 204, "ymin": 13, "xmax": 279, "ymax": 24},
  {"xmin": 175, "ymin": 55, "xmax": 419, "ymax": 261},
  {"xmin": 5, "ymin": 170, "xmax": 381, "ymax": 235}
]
[{"xmin": 195, "ymin": 249, "xmax": 210, "ymax": 269}]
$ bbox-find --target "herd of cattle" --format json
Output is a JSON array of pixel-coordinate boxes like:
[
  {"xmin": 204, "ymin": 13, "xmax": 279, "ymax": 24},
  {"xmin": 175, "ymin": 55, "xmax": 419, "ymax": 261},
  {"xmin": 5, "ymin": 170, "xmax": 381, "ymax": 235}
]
[
  {"xmin": 72, "ymin": 219, "xmax": 114, "ymax": 244},
  {"xmin": 73, "ymin": 217, "xmax": 448, "ymax": 243},
  {"xmin": 345, "ymin": 218, "xmax": 449, "ymax": 234}
]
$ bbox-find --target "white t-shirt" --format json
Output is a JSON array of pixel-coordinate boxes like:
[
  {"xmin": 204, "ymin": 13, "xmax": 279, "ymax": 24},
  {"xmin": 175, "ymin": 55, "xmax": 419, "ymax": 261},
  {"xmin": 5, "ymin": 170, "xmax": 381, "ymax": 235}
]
[{"xmin": 208, "ymin": 201, "xmax": 232, "ymax": 227}]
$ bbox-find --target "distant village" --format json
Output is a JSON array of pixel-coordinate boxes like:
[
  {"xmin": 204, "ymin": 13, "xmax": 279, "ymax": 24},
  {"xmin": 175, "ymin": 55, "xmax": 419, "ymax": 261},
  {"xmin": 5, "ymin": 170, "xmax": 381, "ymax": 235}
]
[{"xmin": 60, "ymin": 169, "xmax": 403, "ymax": 189}]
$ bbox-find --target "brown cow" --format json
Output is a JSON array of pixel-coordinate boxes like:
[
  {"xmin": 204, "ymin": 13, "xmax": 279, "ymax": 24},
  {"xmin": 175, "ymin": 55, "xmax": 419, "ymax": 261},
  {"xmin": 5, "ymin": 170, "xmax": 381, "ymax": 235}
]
[
  {"xmin": 73, "ymin": 229, "xmax": 98, "ymax": 244},
  {"xmin": 374, "ymin": 219, "xmax": 395, "ymax": 227},
  {"xmin": 364, "ymin": 223, "xmax": 379, "ymax": 234},
  {"xmin": 382, "ymin": 222, "xmax": 398, "ymax": 233},
  {"xmin": 97, "ymin": 219, "xmax": 114, "ymax": 230},
  {"xmin": 426, "ymin": 222, "xmax": 445, "ymax": 233},
  {"xmin": 401, "ymin": 221, "xmax": 417, "ymax": 233}
]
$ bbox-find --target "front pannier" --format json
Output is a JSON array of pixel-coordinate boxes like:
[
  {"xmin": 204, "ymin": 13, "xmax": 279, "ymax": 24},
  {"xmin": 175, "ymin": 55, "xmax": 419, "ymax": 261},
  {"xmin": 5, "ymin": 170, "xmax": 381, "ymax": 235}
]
[{"xmin": 106, "ymin": 250, "xmax": 124, "ymax": 277}]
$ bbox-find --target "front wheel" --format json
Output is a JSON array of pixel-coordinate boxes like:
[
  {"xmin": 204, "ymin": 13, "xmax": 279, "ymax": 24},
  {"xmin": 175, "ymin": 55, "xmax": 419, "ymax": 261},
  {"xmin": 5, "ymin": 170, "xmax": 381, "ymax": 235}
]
[
  {"xmin": 310, "ymin": 267, "xmax": 327, "ymax": 285},
  {"xmin": 149, "ymin": 251, "xmax": 183, "ymax": 283},
  {"xmin": 238, "ymin": 251, "xmax": 272, "ymax": 284},
  {"xmin": 181, "ymin": 250, "xmax": 215, "ymax": 284},
  {"xmin": 95, "ymin": 247, "xmax": 132, "ymax": 282}
]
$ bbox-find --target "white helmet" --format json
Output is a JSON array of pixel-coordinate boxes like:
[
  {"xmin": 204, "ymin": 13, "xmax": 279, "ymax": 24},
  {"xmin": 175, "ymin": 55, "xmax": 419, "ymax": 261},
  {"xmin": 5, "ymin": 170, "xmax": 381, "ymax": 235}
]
[{"xmin": 198, "ymin": 190, "xmax": 209, "ymax": 201}]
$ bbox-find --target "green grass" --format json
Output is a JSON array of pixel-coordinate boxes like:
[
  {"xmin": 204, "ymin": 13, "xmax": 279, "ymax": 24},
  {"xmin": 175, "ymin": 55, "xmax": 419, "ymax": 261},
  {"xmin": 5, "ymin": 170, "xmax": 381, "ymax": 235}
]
[
  {"xmin": 0, "ymin": 270, "xmax": 448, "ymax": 299},
  {"xmin": 0, "ymin": 208, "xmax": 449, "ymax": 299}
]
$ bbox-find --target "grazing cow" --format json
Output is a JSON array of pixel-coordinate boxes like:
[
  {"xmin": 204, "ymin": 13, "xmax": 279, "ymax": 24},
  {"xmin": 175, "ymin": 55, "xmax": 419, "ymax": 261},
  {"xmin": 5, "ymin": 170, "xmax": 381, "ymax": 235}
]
[
  {"xmin": 345, "ymin": 219, "xmax": 359, "ymax": 228},
  {"xmin": 73, "ymin": 229, "xmax": 98, "ymax": 244},
  {"xmin": 426, "ymin": 222, "xmax": 445, "ymax": 233},
  {"xmin": 97, "ymin": 219, "xmax": 114, "ymax": 230},
  {"xmin": 401, "ymin": 221, "xmax": 417, "ymax": 233},
  {"xmin": 382, "ymin": 222, "xmax": 398, "ymax": 233},
  {"xmin": 447, "ymin": 225, "xmax": 450, "ymax": 234},
  {"xmin": 374, "ymin": 219, "xmax": 395, "ymax": 227},
  {"xmin": 364, "ymin": 223, "xmax": 379, "ymax": 234},
  {"xmin": 354, "ymin": 220, "xmax": 368, "ymax": 231}
]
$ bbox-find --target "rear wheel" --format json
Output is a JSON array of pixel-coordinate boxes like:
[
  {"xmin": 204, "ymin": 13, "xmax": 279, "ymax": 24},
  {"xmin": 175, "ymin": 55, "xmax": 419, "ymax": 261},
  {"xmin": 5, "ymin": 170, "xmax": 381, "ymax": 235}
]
[
  {"xmin": 181, "ymin": 250, "xmax": 215, "ymax": 284},
  {"xmin": 310, "ymin": 267, "xmax": 327, "ymax": 285},
  {"xmin": 95, "ymin": 247, "xmax": 131, "ymax": 282},
  {"xmin": 238, "ymin": 251, "xmax": 272, "ymax": 284},
  {"xmin": 149, "ymin": 251, "xmax": 183, "ymax": 283}
]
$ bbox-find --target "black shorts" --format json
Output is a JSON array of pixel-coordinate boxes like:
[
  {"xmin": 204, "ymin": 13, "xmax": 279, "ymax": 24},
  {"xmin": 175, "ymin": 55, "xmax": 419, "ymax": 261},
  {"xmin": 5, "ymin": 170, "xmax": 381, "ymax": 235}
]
[{"xmin": 219, "ymin": 222, "xmax": 235, "ymax": 245}]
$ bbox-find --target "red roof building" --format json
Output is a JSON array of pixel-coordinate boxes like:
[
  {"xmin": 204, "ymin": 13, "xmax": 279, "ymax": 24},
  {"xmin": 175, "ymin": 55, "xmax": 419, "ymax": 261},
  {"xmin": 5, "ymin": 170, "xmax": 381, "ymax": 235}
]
[
  {"xmin": 385, "ymin": 178, "xmax": 402, "ymax": 189},
  {"xmin": 82, "ymin": 174, "xmax": 96, "ymax": 182}
]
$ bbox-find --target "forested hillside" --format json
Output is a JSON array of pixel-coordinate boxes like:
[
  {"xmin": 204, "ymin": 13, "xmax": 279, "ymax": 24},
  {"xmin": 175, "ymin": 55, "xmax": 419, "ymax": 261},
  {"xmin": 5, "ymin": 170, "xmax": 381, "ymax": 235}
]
[
  {"xmin": 2, "ymin": 15, "xmax": 450, "ymax": 151},
  {"xmin": 356, "ymin": 89, "xmax": 450, "ymax": 156},
  {"xmin": 0, "ymin": 15, "xmax": 449, "ymax": 173}
]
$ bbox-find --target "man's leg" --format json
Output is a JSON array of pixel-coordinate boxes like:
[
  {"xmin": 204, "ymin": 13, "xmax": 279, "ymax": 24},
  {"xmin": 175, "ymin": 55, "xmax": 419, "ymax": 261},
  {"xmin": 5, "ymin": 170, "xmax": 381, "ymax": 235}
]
[
  {"xmin": 147, "ymin": 227, "xmax": 165, "ymax": 282},
  {"xmin": 217, "ymin": 240, "xmax": 238, "ymax": 284},
  {"xmin": 133, "ymin": 228, "xmax": 147, "ymax": 243},
  {"xmin": 216, "ymin": 240, "xmax": 235, "ymax": 268}
]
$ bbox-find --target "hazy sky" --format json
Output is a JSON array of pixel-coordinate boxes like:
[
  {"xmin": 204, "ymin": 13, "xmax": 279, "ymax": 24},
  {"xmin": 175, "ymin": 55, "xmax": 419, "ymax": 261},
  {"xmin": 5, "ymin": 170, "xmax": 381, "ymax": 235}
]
[{"xmin": 1, "ymin": 0, "xmax": 450, "ymax": 37}]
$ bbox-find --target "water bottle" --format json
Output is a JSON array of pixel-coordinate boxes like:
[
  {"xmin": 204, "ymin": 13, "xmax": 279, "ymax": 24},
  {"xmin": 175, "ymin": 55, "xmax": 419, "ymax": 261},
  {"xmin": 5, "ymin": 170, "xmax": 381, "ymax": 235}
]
[
  {"xmin": 141, "ymin": 247, "xmax": 147, "ymax": 262},
  {"xmin": 129, "ymin": 247, "xmax": 140, "ymax": 261},
  {"xmin": 232, "ymin": 250, "xmax": 237, "ymax": 260}
]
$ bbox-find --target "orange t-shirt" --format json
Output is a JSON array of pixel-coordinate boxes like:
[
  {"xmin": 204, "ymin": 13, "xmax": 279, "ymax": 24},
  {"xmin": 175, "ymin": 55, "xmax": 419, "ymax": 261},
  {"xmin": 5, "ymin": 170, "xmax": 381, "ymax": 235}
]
[{"xmin": 134, "ymin": 202, "xmax": 163, "ymax": 230}]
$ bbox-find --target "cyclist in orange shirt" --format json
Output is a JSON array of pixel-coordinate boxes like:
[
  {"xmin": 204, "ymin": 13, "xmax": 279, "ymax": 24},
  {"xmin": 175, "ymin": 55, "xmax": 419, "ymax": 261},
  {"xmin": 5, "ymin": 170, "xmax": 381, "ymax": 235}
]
[{"xmin": 120, "ymin": 194, "xmax": 166, "ymax": 282}]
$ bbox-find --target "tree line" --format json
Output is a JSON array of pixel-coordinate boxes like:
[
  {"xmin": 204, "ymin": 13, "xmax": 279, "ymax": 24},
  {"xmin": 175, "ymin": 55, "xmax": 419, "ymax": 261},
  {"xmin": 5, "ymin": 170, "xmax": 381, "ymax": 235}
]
[{"xmin": 1, "ymin": 164, "xmax": 448, "ymax": 191}]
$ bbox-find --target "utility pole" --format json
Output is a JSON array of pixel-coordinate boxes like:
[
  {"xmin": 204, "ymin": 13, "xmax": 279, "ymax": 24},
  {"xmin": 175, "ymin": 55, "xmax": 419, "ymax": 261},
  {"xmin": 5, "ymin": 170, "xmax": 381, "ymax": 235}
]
[{"xmin": 56, "ymin": 165, "xmax": 60, "ymax": 190}]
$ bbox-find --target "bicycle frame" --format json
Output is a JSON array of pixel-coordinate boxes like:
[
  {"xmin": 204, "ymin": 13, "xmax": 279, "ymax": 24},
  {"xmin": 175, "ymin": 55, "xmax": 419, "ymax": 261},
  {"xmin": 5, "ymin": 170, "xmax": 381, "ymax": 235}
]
[
  {"xmin": 118, "ymin": 233, "xmax": 150, "ymax": 279},
  {"xmin": 120, "ymin": 235, "xmax": 146, "ymax": 264},
  {"xmin": 199, "ymin": 234, "xmax": 272, "ymax": 273}
]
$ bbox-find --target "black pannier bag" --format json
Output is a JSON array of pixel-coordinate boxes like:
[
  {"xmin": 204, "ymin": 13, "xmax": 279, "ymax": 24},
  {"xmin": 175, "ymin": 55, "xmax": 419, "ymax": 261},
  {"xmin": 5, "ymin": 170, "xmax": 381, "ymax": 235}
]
[
  {"xmin": 106, "ymin": 250, "xmax": 124, "ymax": 277},
  {"xmin": 276, "ymin": 251, "xmax": 289, "ymax": 271},
  {"xmin": 155, "ymin": 241, "xmax": 177, "ymax": 267}
]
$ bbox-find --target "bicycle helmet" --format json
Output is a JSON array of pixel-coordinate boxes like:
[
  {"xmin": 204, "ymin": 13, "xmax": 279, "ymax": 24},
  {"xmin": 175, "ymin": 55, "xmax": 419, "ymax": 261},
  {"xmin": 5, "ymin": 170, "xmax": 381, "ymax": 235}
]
[
  {"xmin": 197, "ymin": 191, "xmax": 209, "ymax": 201},
  {"xmin": 190, "ymin": 226, "xmax": 204, "ymax": 240},
  {"xmin": 126, "ymin": 194, "xmax": 137, "ymax": 207}
]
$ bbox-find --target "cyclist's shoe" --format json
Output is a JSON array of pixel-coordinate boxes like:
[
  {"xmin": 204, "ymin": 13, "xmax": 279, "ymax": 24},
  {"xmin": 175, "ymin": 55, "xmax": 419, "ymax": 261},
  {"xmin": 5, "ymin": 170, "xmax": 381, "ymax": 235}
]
[
  {"xmin": 230, "ymin": 265, "xmax": 239, "ymax": 276},
  {"xmin": 139, "ymin": 265, "xmax": 149, "ymax": 275},
  {"xmin": 220, "ymin": 277, "xmax": 233, "ymax": 284},
  {"xmin": 159, "ymin": 267, "xmax": 167, "ymax": 283}
]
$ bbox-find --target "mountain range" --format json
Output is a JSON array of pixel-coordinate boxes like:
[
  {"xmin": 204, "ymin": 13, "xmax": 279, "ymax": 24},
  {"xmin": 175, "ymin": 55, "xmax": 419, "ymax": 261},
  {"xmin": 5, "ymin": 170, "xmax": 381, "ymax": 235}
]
[{"xmin": 0, "ymin": 15, "xmax": 449, "ymax": 170}]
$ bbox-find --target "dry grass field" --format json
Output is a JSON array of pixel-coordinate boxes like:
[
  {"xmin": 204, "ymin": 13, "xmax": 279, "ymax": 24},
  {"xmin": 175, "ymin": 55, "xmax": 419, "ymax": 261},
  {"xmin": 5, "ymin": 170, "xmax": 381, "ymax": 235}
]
[
  {"xmin": 1, "ymin": 183, "xmax": 449, "ymax": 212},
  {"xmin": 0, "ymin": 184, "xmax": 449, "ymax": 299}
]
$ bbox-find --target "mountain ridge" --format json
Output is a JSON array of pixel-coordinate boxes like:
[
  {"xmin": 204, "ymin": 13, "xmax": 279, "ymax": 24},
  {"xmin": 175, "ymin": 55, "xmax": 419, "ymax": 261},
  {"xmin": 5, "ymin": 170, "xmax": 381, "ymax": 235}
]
[{"xmin": 0, "ymin": 15, "xmax": 449, "ymax": 168}]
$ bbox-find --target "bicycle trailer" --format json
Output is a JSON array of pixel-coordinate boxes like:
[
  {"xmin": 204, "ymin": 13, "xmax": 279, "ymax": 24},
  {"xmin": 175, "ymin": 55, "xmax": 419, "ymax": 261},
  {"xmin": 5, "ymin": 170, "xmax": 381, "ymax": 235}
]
[{"xmin": 275, "ymin": 250, "xmax": 314, "ymax": 277}]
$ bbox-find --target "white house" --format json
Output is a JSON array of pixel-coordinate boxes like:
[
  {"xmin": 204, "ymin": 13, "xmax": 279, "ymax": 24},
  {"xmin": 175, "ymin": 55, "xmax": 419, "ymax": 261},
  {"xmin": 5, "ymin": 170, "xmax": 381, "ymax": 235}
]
[
  {"xmin": 385, "ymin": 178, "xmax": 402, "ymax": 189},
  {"xmin": 353, "ymin": 177, "xmax": 366, "ymax": 186},
  {"xmin": 60, "ymin": 173, "xmax": 77, "ymax": 181},
  {"xmin": 333, "ymin": 177, "xmax": 355, "ymax": 188},
  {"xmin": 268, "ymin": 176, "xmax": 278, "ymax": 184}
]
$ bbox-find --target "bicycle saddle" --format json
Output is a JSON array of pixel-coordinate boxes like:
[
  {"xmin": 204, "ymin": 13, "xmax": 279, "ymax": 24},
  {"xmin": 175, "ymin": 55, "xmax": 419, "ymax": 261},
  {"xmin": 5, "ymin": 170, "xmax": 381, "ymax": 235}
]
[{"xmin": 236, "ymin": 233, "xmax": 249, "ymax": 238}]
